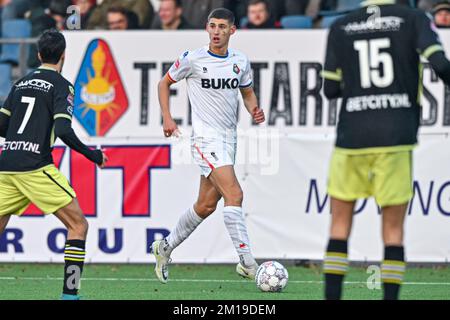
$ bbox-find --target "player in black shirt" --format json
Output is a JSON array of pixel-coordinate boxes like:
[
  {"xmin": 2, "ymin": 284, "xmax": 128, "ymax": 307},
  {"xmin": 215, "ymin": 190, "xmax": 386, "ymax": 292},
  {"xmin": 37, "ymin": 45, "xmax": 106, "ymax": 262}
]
[
  {"xmin": 322, "ymin": 0, "xmax": 450, "ymax": 300},
  {"xmin": 0, "ymin": 30, "xmax": 107, "ymax": 300}
]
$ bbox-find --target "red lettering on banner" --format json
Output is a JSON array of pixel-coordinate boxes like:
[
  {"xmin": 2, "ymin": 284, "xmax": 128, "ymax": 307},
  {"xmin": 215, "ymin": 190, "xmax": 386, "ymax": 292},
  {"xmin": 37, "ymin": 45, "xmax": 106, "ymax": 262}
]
[
  {"xmin": 70, "ymin": 148, "xmax": 97, "ymax": 216},
  {"xmin": 23, "ymin": 147, "xmax": 67, "ymax": 216},
  {"xmin": 102, "ymin": 145, "xmax": 171, "ymax": 217}
]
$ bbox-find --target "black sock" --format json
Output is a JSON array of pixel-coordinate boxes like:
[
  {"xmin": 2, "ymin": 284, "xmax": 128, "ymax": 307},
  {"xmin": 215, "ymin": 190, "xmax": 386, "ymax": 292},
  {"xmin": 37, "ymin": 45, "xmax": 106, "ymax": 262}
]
[
  {"xmin": 63, "ymin": 239, "xmax": 86, "ymax": 296},
  {"xmin": 382, "ymin": 246, "xmax": 405, "ymax": 300},
  {"xmin": 323, "ymin": 239, "xmax": 348, "ymax": 300}
]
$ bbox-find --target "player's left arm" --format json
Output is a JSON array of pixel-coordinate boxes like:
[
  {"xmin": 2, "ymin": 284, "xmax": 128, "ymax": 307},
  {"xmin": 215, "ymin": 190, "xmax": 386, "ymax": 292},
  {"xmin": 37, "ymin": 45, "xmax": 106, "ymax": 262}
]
[
  {"xmin": 239, "ymin": 57, "xmax": 265, "ymax": 124},
  {"xmin": 240, "ymin": 86, "xmax": 265, "ymax": 124},
  {"xmin": 53, "ymin": 82, "xmax": 106, "ymax": 167},
  {"xmin": 415, "ymin": 12, "xmax": 450, "ymax": 85}
]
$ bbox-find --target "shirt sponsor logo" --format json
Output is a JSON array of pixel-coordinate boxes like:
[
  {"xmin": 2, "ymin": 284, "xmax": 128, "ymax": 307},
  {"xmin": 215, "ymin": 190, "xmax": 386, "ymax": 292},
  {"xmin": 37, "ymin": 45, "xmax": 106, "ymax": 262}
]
[
  {"xmin": 3, "ymin": 141, "xmax": 41, "ymax": 154},
  {"xmin": 343, "ymin": 5, "xmax": 404, "ymax": 34},
  {"xmin": 346, "ymin": 94, "xmax": 412, "ymax": 112},
  {"xmin": 16, "ymin": 79, "xmax": 54, "ymax": 92},
  {"xmin": 201, "ymin": 78, "xmax": 239, "ymax": 89},
  {"xmin": 343, "ymin": 16, "xmax": 404, "ymax": 34}
]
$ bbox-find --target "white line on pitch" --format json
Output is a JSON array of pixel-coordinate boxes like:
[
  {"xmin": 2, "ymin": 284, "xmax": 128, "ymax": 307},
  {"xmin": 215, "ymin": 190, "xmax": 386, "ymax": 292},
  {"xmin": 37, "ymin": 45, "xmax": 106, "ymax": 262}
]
[{"xmin": 0, "ymin": 277, "xmax": 449, "ymax": 286}]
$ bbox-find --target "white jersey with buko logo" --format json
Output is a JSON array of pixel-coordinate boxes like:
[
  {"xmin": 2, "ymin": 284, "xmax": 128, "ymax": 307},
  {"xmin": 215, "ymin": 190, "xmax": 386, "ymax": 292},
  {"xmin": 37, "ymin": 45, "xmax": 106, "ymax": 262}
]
[{"xmin": 167, "ymin": 46, "xmax": 253, "ymax": 142}]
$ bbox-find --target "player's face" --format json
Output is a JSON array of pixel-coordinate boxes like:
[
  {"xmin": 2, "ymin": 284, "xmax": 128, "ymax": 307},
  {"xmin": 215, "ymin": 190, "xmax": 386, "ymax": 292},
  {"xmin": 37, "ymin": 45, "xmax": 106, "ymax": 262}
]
[{"xmin": 206, "ymin": 18, "xmax": 236, "ymax": 50}]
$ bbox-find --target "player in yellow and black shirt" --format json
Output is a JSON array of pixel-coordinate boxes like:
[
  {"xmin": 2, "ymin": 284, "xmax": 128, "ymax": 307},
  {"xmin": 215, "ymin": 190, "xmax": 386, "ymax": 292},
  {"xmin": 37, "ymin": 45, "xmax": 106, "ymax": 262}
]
[
  {"xmin": 322, "ymin": 0, "xmax": 450, "ymax": 300},
  {"xmin": 0, "ymin": 30, "xmax": 107, "ymax": 300}
]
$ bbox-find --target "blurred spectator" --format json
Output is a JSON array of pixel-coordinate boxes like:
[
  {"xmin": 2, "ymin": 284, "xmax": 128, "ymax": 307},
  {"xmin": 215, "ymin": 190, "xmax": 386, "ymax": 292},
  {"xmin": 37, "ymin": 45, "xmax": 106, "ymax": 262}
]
[
  {"xmin": 1, "ymin": 0, "xmax": 30, "ymax": 20},
  {"xmin": 47, "ymin": 0, "xmax": 72, "ymax": 30},
  {"xmin": 231, "ymin": 0, "xmax": 283, "ymax": 27},
  {"xmin": 27, "ymin": 0, "xmax": 68, "ymax": 69},
  {"xmin": 107, "ymin": 6, "xmax": 140, "ymax": 30},
  {"xmin": 245, "ymin": 0, "xmax": 280, "ymax": 28},
  {"xmin": 87, "ymin": 0, "xmax": 154, "ymax": 29},
  {"xmin": 107, "ymin": 6, "xmax": 128, "ymax": 30},
  {"xmin": 70, "ymin": 0, "xmax": 96, "ymax": 29},
  {"xmin": 433, "ymin": 1, "xmax": 450, "ymax": 27},
  {"xmin": 152, "ymin": 0, "xmax": 193, "ymax": 29},
  {"xmin": 181, "ymin": 0, "xmax": 228, "ymax": 29}
]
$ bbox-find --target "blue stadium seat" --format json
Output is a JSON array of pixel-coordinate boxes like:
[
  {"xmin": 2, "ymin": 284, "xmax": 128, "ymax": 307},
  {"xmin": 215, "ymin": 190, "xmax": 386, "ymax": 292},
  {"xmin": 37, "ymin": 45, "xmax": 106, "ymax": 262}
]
[
  {"xmin": 0, "ymin": 19, "xmax": 31, "ymax": 65},
  {"xmin": 280, "ymin": 15, "xmax": 313, "ymax": 29},
  {"xmin": 321, "ymin": 14, "xmax": 346, "ymax": 28},
  {"xmin": 0, "ymin": 63, "xmax": 12, "ymax": 103}
]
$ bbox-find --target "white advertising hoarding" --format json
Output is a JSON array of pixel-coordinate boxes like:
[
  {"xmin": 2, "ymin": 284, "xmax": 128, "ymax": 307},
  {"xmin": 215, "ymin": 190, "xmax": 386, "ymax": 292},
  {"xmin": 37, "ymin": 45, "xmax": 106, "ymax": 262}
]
[{"xmin": 1, "ymin": 30, "xmax": 449, "ymax": 263}]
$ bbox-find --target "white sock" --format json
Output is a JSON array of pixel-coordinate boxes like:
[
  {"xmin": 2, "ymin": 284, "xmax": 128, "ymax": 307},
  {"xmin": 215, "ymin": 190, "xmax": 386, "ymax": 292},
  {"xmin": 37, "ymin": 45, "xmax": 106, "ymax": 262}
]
[
  {"xmin": 223, "ymin": 206, "xmax": 256, "ymax": 267},
  {"xmin": 165, "ymin": 206, "xmax": 203, "ymax": 255}
]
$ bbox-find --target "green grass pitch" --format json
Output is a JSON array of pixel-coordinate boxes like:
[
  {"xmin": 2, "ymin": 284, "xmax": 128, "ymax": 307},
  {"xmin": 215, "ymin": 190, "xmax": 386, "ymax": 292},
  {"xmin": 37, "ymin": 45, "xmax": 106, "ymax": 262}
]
[{"xmin": 0, "ymin": 263, "xmax": 449, "ymax": 300}]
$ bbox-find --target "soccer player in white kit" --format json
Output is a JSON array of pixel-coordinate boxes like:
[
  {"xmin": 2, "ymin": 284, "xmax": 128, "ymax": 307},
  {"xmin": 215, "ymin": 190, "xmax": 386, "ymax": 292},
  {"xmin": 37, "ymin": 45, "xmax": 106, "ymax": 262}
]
[{"xmin": 151, "ymin": 7, "xmax": 265, "ymax": 283}]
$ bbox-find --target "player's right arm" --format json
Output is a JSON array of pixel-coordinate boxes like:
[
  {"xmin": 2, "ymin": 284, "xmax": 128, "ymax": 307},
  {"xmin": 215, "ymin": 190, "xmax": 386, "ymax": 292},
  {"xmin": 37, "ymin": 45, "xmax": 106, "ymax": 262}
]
[
  {"xmin": 322, "ymin": 24, "xmax": 343, "ymax": 99},
  {"xmin": 53, "ymin": 82, "xmax": 107, "ymax": 167},
  {"xmin": 416, "ymin": 12, "xmax": 450, "ymax": 85},
  {"xmin": 0, "ymin": 111, "xmax": 9, "ymax": 138},
  {"xmin": 158, "ymin": 51, "xmax": 192, "ymax": 137}
]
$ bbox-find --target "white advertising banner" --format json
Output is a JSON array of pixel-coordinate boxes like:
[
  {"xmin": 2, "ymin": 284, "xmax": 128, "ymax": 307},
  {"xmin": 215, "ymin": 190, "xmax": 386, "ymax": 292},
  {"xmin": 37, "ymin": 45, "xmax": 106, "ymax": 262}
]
[{"xmin": 1, "ymin": 31, "xmax": 449, "ymax": 263}]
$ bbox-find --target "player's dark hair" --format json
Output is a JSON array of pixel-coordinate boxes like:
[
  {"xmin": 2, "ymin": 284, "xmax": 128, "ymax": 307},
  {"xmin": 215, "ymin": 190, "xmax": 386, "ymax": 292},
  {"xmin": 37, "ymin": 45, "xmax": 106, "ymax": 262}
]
[
  {"xmin": 207, "ymin": 8, "xmax": 235, "ymax": 25},
  {"xmin": 37, "ymin": 29, "xmax": 66, "ymax": 64}
]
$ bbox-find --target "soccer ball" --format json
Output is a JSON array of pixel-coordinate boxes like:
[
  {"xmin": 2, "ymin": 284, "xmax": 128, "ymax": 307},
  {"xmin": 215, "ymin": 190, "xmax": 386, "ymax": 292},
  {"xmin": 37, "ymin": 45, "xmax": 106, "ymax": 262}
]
[{"xmin": 255, "ymin": 261, "xmax": 289, "ymax": 292}]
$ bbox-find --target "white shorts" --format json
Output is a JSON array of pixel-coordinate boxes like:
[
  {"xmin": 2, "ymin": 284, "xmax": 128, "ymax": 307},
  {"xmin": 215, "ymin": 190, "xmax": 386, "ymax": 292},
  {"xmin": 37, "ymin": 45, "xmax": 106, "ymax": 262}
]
[{"xmin": 191, "ymin": 137, "xmax": 236, "ymax": 177}]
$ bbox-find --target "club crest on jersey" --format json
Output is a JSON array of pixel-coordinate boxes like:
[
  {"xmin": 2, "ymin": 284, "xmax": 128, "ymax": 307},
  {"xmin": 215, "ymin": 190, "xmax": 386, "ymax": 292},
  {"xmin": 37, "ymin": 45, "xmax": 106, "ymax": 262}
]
[
  {"xmin": 233, "ymin": 64, "xmax": 240, "ymax": 75},
  {"xmin": 67, "ymin": 93, "xmax": 74, "ymax": 106},
  {"xmin": 74, "ymin": 39, "xmax": 129, "ymax": 136},
  {"xmin": 203, "ymin": 67, "xmax": 208, "ymax": 73},
  {"xmin": 175, "ymin": 59, "xmax": 180, "ymax": 69}
]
